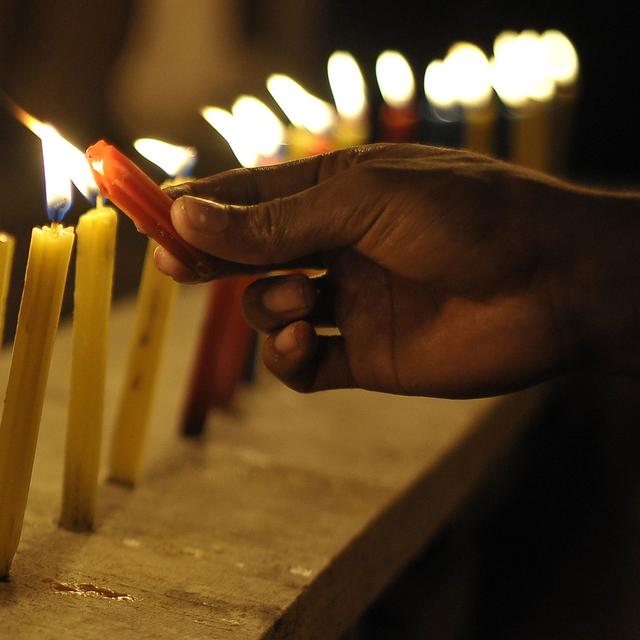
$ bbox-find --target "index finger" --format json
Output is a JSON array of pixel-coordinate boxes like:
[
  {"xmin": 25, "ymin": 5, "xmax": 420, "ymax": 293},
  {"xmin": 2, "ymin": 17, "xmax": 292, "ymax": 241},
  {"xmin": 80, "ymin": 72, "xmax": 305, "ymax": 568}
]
[{"xmin": 163, "ymin": 143, "xmax": 399, "ymax": 205}]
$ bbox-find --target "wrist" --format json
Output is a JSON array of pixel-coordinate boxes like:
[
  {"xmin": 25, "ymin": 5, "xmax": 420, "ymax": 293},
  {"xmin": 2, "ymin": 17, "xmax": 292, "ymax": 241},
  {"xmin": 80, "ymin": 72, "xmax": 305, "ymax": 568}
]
[{"xmin": 553, "ymin": 186, "xmax": 640, "ymax": 375}]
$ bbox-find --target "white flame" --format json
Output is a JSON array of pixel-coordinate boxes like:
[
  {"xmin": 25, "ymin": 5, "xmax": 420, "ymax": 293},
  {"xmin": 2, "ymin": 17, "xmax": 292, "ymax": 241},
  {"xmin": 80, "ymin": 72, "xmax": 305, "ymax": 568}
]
[
  {"xmin": 490, "ymin": 30, "xmax": 556, "ymax": 107},
  {"xmin": 40, "ymin": 124, "xmax": 73, "ymax": 220},
  {"xmin": 10, "ymin": 105, "xmax": 97, "ymax": 203},
  {"xmin": 267, "ymin": 74, "xmax": 336, "ymax": 134},
  {"xmin": 231, "ymin": 96, "xmax": 285, "ymax": 159},
  {"xmin": 201, "ymin": 106, "xmax": 259, "ymax": 168},
  {"xmin": 540, "ymin": 29, "xmax": 579, "ymax": 87},
  {"xmin": 327, "ymin": 51, "xmax": 367, "ymax": 120},
  {"xmin": 58, "ymin": 137, "xmax": 99, "ymax": 201},
  {"xmin": 134, "ymin": 138, "xmax": 197, "ymax": 178},
  {"xmin": 443, "ymin": 43, "xmax": 493, "ymax": 108},
  {"xmin": 376, "ymin": 50, "xmax": 415, "ymax": 108},
  {"xmin": 423, "ymin": 60, "xmax": 457, "ymax": 109}
]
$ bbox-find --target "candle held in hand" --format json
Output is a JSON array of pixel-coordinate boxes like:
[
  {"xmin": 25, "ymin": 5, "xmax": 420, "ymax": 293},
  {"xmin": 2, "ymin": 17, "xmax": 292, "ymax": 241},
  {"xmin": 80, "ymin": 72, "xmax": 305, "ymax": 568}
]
[
  {"xmin": 60, "ymin": 204, "xmax": 117, "ymax": 531},
  {"xmin": 0, "ymin": 224, "xmax": 74, "ymax": 577},
  {"xmin": 86, "ymin": 140, "xmax": 217, "ymax": 278}
]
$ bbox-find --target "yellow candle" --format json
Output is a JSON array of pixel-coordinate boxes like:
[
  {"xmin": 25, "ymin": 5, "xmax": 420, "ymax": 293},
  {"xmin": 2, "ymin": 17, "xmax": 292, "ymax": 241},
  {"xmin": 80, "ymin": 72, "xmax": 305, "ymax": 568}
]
[
  {"xmin": 60, "ymin": 205, "xmax": 117, "ymax": 531},
  {"xmin": 464, "ymin": 101, "xmax": 497, "ymax": 156},
  {"xmin": 108, "ymin": 239, "xmax": 176, "ymax": 486},
  {"xmin": 0, "ymin": 233, "xmax": 15, "ymax": 344},
  {"xmin": 510, "ymin": 102, "xmax": 552, "ymax": 172},
  {"xmin": 0, "ymin": 224, "xmax": 74, "ymax": 577}
]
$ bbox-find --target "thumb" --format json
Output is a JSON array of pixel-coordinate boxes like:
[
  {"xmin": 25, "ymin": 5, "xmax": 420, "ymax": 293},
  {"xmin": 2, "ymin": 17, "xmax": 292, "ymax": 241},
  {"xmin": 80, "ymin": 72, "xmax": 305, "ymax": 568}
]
[{"xmin": 169, "ymin": 174, "xmax": 379, "ymax": 266}]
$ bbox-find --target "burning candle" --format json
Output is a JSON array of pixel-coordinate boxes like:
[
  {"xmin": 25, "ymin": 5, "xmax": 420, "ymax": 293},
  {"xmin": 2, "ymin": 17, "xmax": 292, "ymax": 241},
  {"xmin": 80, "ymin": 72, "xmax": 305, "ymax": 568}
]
[
  {"xmin": 61, "ymin": 180, "xmax": 117, "ymax": 531},
  {"xmin": 0, "ymin": 233, "xmax": 14, "ymax": 344},
  {"xmin": 231, "ymin": 96, "xmax": 286, "ymax": 165},
  {"xmin": 181, "ymin": 277, "xmax": 239, "ymax": 436},
  {"xmin": 266, "ymin": 74, "xmax": 336, "ymax": 159},
  {"xmin": 540, "ymin": 30, "xmax": 580, "ymax": 175},
  {"xmin": 107, "ymin": 139, "xmax": 195, "ymax": 485},
  {"xmin": 201, "ymin": 106, "xmax": 260, "ymax": 168},
  {"xmin": 423, "ymin": 58, "xmax": 463, "ymax": 149},
  {"xmin": 423, "ymin": 43, "xmax": 495, "ymax": 153},
  {"xmin": 490, "ymin": 31, "xmax": 556, "ymax": 172},
  {"xmin": 184, "ymin": 101, "xmax": 283, "ymax": 435},
  {"xmin": 0, "ymin": 122, "xmax": 74, "ymax": 577},
  {"xmin": 375, "ymin": 50, "xmax": 419, "ymax": 142},
  {"xmin": 327, "ymin": 51, "xmax": 369, "ymax": 148}
]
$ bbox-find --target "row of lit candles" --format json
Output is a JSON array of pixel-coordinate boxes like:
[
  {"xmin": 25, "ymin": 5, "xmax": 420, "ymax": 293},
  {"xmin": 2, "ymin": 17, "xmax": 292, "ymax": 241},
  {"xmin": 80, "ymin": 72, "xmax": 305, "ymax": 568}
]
[
  {"xmin": 199, "ymin": 29, "xmax": 578, "ymax": 170},
  {"xmin": 0, "ymin": 28, "xmax": 578, "ymax": 578}
]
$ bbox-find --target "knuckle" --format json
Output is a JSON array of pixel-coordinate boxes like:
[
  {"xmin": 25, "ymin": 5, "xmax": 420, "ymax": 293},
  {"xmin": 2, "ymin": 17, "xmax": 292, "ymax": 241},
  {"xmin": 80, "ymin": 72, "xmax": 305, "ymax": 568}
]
[{"xmin": 247, "ymin": 199, "xmax": 285, "ymax": 262}]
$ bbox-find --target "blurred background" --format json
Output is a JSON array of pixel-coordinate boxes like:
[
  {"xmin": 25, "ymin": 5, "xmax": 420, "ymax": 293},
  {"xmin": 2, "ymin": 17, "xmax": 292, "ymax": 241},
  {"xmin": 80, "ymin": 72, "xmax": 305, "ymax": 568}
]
[
  {"xmin": 1, "ymin": 2, "xmax": 639, "ymax": 638},
  {"xmin": 0, "ymin": 0, "xmax": 637, "ymax": 325}
]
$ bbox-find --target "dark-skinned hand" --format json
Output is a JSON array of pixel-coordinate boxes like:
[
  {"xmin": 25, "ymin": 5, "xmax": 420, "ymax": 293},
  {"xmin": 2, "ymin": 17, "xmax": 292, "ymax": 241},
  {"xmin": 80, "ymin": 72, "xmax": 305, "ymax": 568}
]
[{"xmin": 156, "ymin": 143, "xmax": 640, "ymax": 397}]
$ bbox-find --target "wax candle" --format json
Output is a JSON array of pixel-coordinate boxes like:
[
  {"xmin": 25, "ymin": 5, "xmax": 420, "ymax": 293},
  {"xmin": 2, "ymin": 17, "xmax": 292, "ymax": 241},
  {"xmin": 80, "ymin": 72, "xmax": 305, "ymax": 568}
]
[
  {"xmin": 0, "ymin": 233, "xmax": 15, "ymax": 344},
  {"xmin": 422, "ymin": 59, "xmax": 463, "ymax": 149},
  {"xmin": 206, "ymin": 276, "xmax": 255, "ymax": 407},
  {"xmin": 541, "ymin": 30, "xmax": 580, "ymax": 175},
  {"xmin": 327, "ymin": 51, "xmax": 370, "ymax": 148},
  {"xmin": 181, "ymin": 278, "xmax": 237, "ymax": 436},
  {"xmin": 375, "ymin": 51, "xmax": 419, "ymax": 143},
  {"xmin": 108, "ymin": 240, "xmax": 175, "ymax": 485},
  {"xmin": 0, "ymin": 224, "xmax": 74, "ymax": 576},
  {"xmin": 491, "ymin": 31, "xmax": 556, "ymax": 172},
  {"xmin": 424, "ymin": 44, "xmax": 496, "ymax": 154},
  {"xmin": 60, "ymin": 202, "xmax": 117, "ymax": 531},
  {"xmin": 86, "ymin": 140, "xmax": 218, "ymax": 278},
  {"xmin": 185, "ymin": 105, "xmax": 278, "ymax": 436}
]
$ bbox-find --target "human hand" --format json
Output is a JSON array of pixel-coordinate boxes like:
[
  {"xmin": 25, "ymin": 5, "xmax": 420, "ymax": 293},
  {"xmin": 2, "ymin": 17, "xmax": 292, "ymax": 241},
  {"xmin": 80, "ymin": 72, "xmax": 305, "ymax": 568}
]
[{"xmin": 157, "ymin": 144, "xmax": 640, "ymax": 397}]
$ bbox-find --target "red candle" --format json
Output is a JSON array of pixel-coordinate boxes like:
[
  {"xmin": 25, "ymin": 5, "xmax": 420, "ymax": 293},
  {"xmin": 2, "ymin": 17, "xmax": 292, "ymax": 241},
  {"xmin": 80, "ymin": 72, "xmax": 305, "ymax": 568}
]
[
  {"xmin": 86, "ymin": 140, "xmax": 218, "ymax": 279},
  {"xmin": 378, "ymin": 104, "xmax": 419, "ymax": 142},
  {"xmin": 207, "ymin": 277, "xmax": 255, "ymax": 408},
  {"xmin": 181, "ymin": 278, "xmax": 237, "ymax": 436},
  {"xmin": 181, "ymin": 276, "xmax": 255, "ymax": 437}
]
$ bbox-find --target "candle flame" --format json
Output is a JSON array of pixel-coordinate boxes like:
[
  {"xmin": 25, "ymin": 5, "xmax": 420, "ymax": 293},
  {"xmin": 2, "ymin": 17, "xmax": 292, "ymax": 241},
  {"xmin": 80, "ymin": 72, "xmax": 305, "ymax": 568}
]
[
  {"xmin": 4, "ymin": 97, "xmax": 98, "ymax": 204},
  {"xmin": 40, "ymin": 124, "xmax": 73, "ymax": 222},
  {"xmin": 231, "ymin": 96, "xmax": 285, "ymax": 159},
  {"xmin": 201, "ymin": 106, "xmax": 259, "ymax": 168},
  {"xmin": 444, "ymin": 43, "xmax": 493, "ymax": 108},
  {"xmin": 266, "ymin": 74, "xmax": 336, "ymax": 135},
  {"xmin": 540, "ymin": 30, "xmax": 579, "ymax": 87},
  {"xmin": 490, "ymin": 30, "xmax": 556, "ymax": 107},
  {"xmin": 375, "ymin": 51, "xmax": 415, "ymax": 109},
  {"xmin": 327, "ymin": 51, "xmax": 367, "ymax": 120},
  {"xmin": 134, "ymin": 138, "xmax": 197, "ymax": 178},
  {"xmin": 423, "ymin": 60, "xmax": 457, "ymax": 110}
]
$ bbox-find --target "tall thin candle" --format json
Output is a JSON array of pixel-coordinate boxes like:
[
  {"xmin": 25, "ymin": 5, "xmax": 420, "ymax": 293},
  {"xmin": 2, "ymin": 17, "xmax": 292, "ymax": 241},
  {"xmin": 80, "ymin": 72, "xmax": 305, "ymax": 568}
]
[
  {"xmin": 0, "ymin": 118, "xmax": 75, "ymax": 576},
  {"xmin": 109, "ymin": 239, "xmax": 175, "ymax": 485},
  {"xmin": 60, "ymin": 201, "xmax": 117, "ymax": 531}
]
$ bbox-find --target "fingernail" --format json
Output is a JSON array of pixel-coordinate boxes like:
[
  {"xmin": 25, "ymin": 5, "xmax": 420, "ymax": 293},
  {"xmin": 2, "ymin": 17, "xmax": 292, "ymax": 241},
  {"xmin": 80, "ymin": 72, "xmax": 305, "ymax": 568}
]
[
  {"xmin": 174, "ymin": 196, "xmax": 229, "ymax": 232},
  {"xmin": 274, "ymin": 324, "xmax": 300, "ymax": 354},
  {"xmin": 263, "ymin": 279, "xmax": 309, "ymax": 313}
]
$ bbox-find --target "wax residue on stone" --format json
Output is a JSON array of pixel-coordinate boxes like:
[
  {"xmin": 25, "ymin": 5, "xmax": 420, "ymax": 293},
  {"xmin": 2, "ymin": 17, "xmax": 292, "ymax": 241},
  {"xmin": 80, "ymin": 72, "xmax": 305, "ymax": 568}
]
[{"xmin": 50, "ymin": 580, "xmax": 134, "ymax": 602}]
